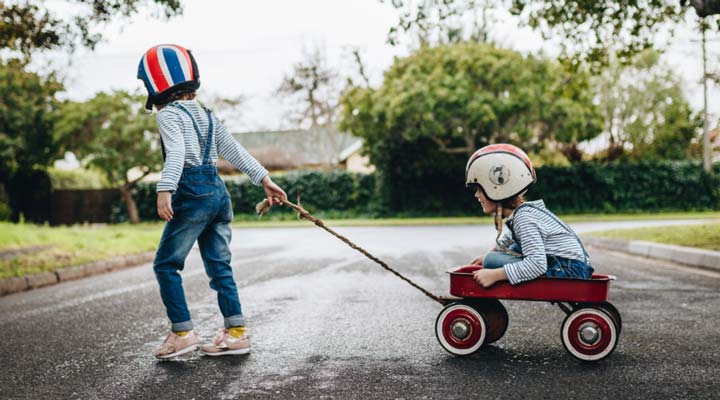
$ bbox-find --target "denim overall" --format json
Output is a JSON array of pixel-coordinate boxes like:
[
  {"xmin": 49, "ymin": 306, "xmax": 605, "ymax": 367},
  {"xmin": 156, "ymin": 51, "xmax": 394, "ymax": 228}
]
[
  {"xmin": 483, "ymin": 203, "xmax": 594, "ymax": 279},
  {"xmin": 153, "ymin": 103, "xmax": 244, "ymax": 332}
]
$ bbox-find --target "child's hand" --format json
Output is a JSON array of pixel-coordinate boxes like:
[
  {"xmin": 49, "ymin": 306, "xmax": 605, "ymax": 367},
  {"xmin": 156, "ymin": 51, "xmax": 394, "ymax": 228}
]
[
  {"xmin": 262, "ymin": 175, "xmax": 288, "ymax": 206},
  {"xmin": 469, "ymin": 255, "xmax": 483, "ymax": 265},
  {"xmin": 473, "ymin": 268, "xmax": 506, "ymax": 288},
  {"xmin": 157, "ymin": 191, "xmax": 173, "ymax": 221}
]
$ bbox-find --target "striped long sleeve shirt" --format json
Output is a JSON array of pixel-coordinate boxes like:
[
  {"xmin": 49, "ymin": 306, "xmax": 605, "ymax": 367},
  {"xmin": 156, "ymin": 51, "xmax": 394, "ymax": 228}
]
[
  {"xmin": 497, "ymin": 200, "xmax": 589, "ymax": 285},
  {"xmin": 156, "ymin": 100, "xmax": 268, "ymax": 192}
]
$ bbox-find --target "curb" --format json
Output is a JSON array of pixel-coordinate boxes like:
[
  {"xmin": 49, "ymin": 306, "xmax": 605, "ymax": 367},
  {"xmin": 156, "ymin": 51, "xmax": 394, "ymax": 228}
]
[
  {"xmin": 583, "ymin": 236, "xmax": 720, "ymax": 273},
  {"xmin": 0, "ymin": 252, "xmax": 155, "ymax": 297}
]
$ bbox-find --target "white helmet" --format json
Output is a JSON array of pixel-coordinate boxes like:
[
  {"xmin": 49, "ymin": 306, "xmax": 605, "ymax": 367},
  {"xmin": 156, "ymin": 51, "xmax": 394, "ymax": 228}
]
[{"xmin": 465, "ymin": 144, "xmax": 536, "ymax": 202}]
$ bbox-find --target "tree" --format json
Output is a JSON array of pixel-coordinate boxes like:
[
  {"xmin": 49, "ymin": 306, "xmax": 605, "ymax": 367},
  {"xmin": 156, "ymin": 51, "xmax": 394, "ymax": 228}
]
[
  {"xmin": 592, "ymin": 50, "xmax": 701, "ymax": 161},
  {"xmin": 384, "ymin": 0, "xmax": 720, "ymax": 67},
  {"xmin": 277, "ymin": 47, "xmax": 342, "ymax": 129},
  {"xmin": 338, "ymin": 42, "xmax": 601, "ymax": 212},
  {"xmin": 1, "ymin": 0, "xmax": 182, "ymax": 58},
  {"xmin": 340, "ymin": 43, "xmax": 601, "ymax": 159},
  {"xmin": 0, "ymin": 58, "xmax": 63, "ymax": 222},
  {"xmin": 1, "ymin": 1, "xmax": 184, "ymax": 223},
  {"xmin": 55, "ymin": 91, "xmax": 162, "ymax": 223},
  {"xmin": 0, "ymin": 59, "xmax": 63, "ymax": 179}
]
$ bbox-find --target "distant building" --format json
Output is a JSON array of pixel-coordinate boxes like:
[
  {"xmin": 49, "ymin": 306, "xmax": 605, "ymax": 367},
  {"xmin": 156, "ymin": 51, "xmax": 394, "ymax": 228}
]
[{"xmin": 227, "ymin": 127, "xmax": 374, "ymax": 173}]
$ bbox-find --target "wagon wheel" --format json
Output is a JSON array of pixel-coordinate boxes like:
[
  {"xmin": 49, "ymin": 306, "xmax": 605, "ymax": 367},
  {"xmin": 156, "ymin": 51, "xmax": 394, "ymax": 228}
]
[
  {"xmin": 561, "ymin": 307, "xmax": 618, "ymax": 362},
  {"xmin": 595, "ymin": 302, "xmax": 622, "ymax": 336},
  {"xmin": 470, "ymin": 299, "xmax": 509, "ymax": 345},
  {"xmin": 435, "ymin": 302, "xmax": 486, "ymax": 356}
]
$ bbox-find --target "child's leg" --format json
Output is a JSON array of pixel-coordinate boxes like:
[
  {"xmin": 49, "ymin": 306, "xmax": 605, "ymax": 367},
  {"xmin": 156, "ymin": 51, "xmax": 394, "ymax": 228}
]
[
  {"xmin": 154, "ymin": 219, "xmax": 206, "ymax": 332},
  {"xmin": 197, "ymin": 217, "xmax": 244, "ymax": 329},
  {"xmin": 546, "ymin": 255, "xmax": 594, "ymax": 279},
  {"xmin": 482, "ymin": 251, "xmax": 523, "ymax": 269}
]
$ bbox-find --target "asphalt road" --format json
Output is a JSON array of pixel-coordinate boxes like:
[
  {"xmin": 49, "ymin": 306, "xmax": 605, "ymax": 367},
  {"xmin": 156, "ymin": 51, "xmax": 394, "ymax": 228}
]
[{"xmin": 1, "ymin": 221, "xmax": 718, "ymax": 400}]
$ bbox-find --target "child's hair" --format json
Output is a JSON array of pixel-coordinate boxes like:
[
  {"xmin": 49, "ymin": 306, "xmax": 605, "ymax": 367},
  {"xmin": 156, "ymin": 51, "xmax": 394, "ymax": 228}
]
[
  {"xmin": 501, "ymin": 194, "xmax": 525, "ymax": 210},
  {"xmin": 155, "ymin": 91, "xmax": 196, "ymax": 109}
]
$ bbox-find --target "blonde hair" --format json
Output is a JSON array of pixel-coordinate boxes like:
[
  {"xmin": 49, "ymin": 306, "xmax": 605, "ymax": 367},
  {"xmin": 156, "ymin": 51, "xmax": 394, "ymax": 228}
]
[{"xmin": 494, "ymin": 193, "xmax": 526, "ymax": 257}]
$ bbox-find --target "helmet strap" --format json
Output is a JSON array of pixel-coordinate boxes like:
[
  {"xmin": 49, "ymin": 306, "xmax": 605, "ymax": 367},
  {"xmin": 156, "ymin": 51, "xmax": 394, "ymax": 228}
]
[
  {"xmin": 494, "ymin": 203, "xmax": 503, "ymax": 233},
  {"xmin": 494, "ymin": 203, "xmax": 522, "ymax": 257}
]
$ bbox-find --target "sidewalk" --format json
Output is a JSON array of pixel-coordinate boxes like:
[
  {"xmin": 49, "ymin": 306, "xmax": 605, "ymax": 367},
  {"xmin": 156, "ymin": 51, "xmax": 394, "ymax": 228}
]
[
  {"xmin": 583, "ymin": 236, "xmax": 720, "ymax": 273},
  {"xmin": 0, "ymin": 252, "xmax": 154, "ymax": 296}
]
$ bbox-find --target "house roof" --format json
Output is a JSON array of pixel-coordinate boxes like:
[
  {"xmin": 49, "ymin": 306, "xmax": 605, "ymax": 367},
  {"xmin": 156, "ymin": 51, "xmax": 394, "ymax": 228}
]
[{"xmin": 232, "ymin": 127, "xmax": 362, "ymax": 169}]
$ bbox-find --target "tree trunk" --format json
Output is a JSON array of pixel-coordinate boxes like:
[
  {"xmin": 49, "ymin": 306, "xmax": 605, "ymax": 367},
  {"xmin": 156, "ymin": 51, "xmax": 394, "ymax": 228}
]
[
  {"xmin": 119, "ymin": 184, "xmax": 140, "ymax": 224},
  {"xmin": 690, "ymin": 0, "xmax": 720, "ymax": 17},
  {"xmin": 605, "ymin": 143, "xmax": 625, "ymax": 162},
  {"xmin": 560, "ymin": 142, "xmax": 584, "ymax": 163},
  {"xmin": 465, "ymin": 134, "xmax": 476, "ymax": 158}
]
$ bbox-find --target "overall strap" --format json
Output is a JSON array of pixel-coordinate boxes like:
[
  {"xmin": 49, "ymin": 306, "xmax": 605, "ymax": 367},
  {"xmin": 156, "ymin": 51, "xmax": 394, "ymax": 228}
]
[
  {"xmin": 517, "ymin": 203, "xmax": 591, "ymax": 265},
  {"xmin": 172, "ymin": 103, "xmax": 214, "ymax": 165}
]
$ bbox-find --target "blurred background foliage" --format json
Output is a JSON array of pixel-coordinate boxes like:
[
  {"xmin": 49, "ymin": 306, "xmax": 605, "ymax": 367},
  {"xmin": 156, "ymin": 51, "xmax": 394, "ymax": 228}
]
[{"xmin": 0, "ymin": 0, "xmax": 717, "ymax": 224}]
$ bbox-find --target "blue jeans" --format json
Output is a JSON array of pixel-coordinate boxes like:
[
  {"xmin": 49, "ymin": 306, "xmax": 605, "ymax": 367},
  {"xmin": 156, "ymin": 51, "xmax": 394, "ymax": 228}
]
[
  {"xmin": 153, "ymin": 165, "xmax": 245, "ymax": 332},
  {"xmin": 483, "ymin": 244, "xmax": 593, "ymax": 279}
]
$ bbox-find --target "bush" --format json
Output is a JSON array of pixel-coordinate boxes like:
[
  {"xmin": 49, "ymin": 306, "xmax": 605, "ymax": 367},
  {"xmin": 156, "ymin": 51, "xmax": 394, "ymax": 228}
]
[
  {"xmin": 111, "ymin": 170, "xmax": 380, "ymax": 222},
  {"xmin": 112, "ymin": 162, "xmax": 720, "ymax": 222},
  {"xmin": 48, "ymin": 167, "xmax": 110, "ymax": 189},
  {"xmin": 528, "ymin": 161, "xmax": 720, "ymax": 213},
  {"xmin": 0, "ymin": 202, "xmax": 10, "ymax": 221},
  {"xmin": 0, "ymin": 184, "xmax": 9, "ymax": 221}
]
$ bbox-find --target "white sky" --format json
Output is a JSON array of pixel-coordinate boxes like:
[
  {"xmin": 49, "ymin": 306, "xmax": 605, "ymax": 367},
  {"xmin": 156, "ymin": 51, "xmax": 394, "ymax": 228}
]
[{"xmin": 40, "ymin": 0, "xmax": 720, "ymax": 133}]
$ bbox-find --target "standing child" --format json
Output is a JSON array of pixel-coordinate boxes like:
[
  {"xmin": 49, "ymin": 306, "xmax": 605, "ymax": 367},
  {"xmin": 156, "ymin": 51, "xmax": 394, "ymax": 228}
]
[
  {"xmin": 137, "ymin": 44, "xmax": 287, "ymax": 359},
  {"xmin": 465, "ymin": 144, "xmax": 593, "ymax": 288}
]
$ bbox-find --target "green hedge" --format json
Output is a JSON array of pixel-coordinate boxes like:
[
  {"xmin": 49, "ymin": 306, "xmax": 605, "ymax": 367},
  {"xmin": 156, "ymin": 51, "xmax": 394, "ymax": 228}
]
[
  {"xmin": 111, "ymin": 170, "xmax": 378, "ymax": 222},
  {"xmin": 529, "ymin": 161, "xmax": 720, "ymax": 213},
  {"xmin": 48, "ymin": 167, "xmax": 110, "ymax": 189},
  {"xmin": 112, "ymin": 162, "xmax": 720, "ymax": 222}
]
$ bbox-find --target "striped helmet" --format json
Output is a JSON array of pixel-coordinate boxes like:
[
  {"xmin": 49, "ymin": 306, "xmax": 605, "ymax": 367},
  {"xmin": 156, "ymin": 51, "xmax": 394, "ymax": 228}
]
[
  {"xmin": 137, "ymin": 44, "xmax": 200, "ymax": 110},
  {"xmin": 465, "ymin": 144, "xmax": 536, "ymax": 202}
]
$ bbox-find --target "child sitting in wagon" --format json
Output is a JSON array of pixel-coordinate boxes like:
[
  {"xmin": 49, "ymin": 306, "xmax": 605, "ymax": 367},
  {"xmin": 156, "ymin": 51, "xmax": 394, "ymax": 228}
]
[{"xmin": 466, "ymin": 144, "xmax": 593, "ymax": 287}]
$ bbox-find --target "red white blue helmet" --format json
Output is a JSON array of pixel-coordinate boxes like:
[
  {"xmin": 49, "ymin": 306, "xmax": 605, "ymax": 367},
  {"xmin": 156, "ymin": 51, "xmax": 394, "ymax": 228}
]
[
  {"xmin": 465, "ymin": 144, "xmax": 536, "ymax": 202},
  {"xmin": 137, "ymin": 44, "xmax": 200, "ymax": 110}
]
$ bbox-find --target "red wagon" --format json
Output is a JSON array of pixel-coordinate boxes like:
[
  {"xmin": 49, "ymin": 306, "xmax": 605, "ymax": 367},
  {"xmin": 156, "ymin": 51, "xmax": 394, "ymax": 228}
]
[{"xmin": 436, "ymin": 265, "xmax": 621, "ymax": 361}]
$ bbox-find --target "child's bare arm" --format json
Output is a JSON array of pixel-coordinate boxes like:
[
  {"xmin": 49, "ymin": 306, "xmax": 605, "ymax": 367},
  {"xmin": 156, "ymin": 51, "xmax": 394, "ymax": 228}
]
[
  {"xmin": 157, "ymin": 191, "xmax": 173, "ymax": 221},
  {"xmin": 473, "ymin": 268, "xmax": 507, "ymax": 288},
  {"xmin": 261, "ymin": 175, "xmax": 287, "ymax": 206}
]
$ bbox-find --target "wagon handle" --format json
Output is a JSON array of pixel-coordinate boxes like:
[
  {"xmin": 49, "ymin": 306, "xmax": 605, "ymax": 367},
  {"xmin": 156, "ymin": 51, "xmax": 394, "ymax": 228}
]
[{"xmin": 256, "ymin": 198, "xmax": 444, "ymax": 305}]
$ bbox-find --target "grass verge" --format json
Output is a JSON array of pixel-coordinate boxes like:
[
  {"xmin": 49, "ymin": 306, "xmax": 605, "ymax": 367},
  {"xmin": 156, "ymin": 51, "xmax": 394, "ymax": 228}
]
[
  {"xmin": 587, "ymin": 223, "xmax": 720, "ymax": 251},
  {"xmin": 0, "ymin": 222, "xmax": 162, "ymax": 279},
  {"xmin": 1, "ymin": 210, "xmax": 718, "ymax": 279}
]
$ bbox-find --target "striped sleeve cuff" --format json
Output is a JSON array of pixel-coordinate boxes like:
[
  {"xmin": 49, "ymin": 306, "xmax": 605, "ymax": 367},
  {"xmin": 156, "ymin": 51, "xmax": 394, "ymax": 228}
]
[
  {"xmin": 503, "ymin": 262, "xmax": 524, "ymax": 285},
  {"xmin": 248, "ymin": 166, "xmax": 269, "ymax": 186},
  {"xmin": 156, "ymin": 181, "xmax": 178, "ymax": 192}
]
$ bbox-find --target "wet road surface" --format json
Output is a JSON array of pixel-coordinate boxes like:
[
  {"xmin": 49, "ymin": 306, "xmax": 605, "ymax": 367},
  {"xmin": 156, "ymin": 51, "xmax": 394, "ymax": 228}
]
[{"xmin": 1, "ymin": 221, "xmax": 718, "ymax": 399}]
